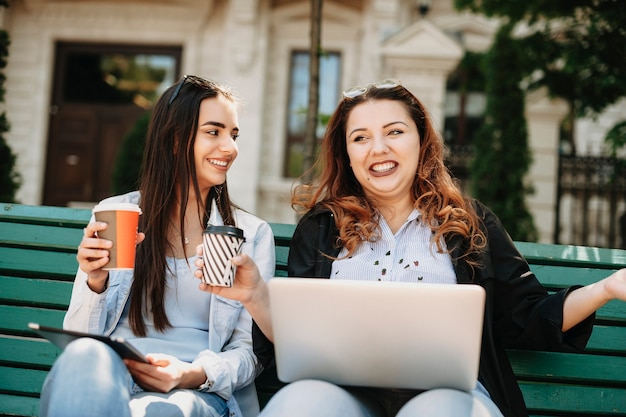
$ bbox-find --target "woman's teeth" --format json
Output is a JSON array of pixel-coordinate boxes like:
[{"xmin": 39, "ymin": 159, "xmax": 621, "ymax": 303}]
[
  {"xmin": 210, "ymin": 159, "xmax": 228, "ymax": 167},
  {"xmin": 372, "ymin": 162, "xmax": 395, "ymax": 173}
]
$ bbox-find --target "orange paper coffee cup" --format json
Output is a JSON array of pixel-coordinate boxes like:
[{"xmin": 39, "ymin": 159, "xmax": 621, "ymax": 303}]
[{"xmin": 92, "ymin": 203, "xmax": 142, "ymax": 270}]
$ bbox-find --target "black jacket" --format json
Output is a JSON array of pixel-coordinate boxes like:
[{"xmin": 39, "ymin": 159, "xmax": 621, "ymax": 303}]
[{"xmin": 253, "ymin": 201, "xmax": 595, "ymax": 417}]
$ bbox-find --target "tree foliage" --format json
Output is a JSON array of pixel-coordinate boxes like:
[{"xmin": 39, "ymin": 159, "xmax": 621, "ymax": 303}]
[
  {"xmin": 456, "ymin": 0, "xmax": 625, "ymax": 240},
  {"xmin": 111, "ymin": 111, "xmax": 150, "ymax": 195},
  {"xmin": 455, "ymin": 0, "xmax": 626, "ymax": 118},
  {"xmin": 605, "ymin": 121, "xmax": 626, "ymax": 158},
  {"xmin": 605, "ymin": 120, "xmax": 626, "ymax": 182},
  {"xmin": 470, "ymin": 24, "xmax": 538, "ymax": 241},
  {"xmin": 0, "ymin": 1, "xmax": 21, "ymax": 203},
  {"xmin": 447, "ymin": 51, "xmax": 486, "ymax": 93}
]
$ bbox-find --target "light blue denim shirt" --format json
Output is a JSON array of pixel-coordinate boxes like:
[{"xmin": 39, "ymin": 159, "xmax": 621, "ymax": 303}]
[{"xmin": 64, "ymin": 191, "xmax": 276, "ymax": 417}]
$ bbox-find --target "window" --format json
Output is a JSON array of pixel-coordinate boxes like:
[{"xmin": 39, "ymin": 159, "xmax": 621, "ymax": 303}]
[
  {"xmin": 284, "ymin": 51, "xmax": 341, "ymax": 178},
  {"xmin": 443, "ymin": 52, "xmax": 486, "ymax": 147},
  {"xmin": 443, "ymin": 51, "xmax": 486, "ymax": 182}
]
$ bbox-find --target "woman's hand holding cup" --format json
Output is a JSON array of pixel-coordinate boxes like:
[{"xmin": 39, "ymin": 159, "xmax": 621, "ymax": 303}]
[
  {"xmin": 194, "ymin": 245, "xmax": 263, "ymax": 304},
  {"xmin": 194, "ymin": 245, "xmax": 274, "ymax": 341},
  {"xmin": 77, "ymin": 221, "xmax": 112, "ymax": 292},
  {"xmin": 77, "ymin": 221, "xmax": 145, "ymax": 293}
]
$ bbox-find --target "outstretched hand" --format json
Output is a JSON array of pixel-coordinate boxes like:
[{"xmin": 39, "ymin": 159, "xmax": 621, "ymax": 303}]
[
  {"xmin": 604, "ymin": 268, "xmax": 626, "ymax": 302},
  {"xmin": 563, "ymin": 267, "xmax": 626, "ymax": 331}
]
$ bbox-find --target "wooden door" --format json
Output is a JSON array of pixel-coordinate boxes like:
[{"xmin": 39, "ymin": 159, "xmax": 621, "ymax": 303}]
[{"xmin": 43, "ymin": 42, "xmax": 180, "ymax": 207}]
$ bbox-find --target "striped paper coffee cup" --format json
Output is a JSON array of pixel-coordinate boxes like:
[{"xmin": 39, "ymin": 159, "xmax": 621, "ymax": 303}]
[{"xmin": 202, "ymin": 225, "xmax": 245, "ymax": 287}]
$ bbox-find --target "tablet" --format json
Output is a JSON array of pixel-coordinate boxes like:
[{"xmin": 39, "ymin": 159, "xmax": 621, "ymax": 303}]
[{"xmin": 28, "ymin": 322, "xmax": 149, "ymax": 363}]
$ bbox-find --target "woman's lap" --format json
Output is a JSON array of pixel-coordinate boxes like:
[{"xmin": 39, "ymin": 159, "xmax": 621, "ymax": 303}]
[
  {"xmin": 259, "ymin": 379, "xmax": 384, "ymax": 417},
  {"xmin": 396, "ymin": 388, "xmax": 504, "ymax": 417},
  {"xmin": 259, "ymin": 379, "xmax": 503, "ymax": 417},
  {"xmin": 40, "ymin": 338, "xmax": 227, "ymax": 417},
  {"xmin": 130, "ymin": 390, "xmax": 228, "ymax": 417}
]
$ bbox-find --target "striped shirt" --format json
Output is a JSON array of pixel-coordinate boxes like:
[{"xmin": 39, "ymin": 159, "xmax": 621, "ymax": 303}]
[{"xmin": 330, "ymin": 209, "xmax": 456, "ymax": 284}]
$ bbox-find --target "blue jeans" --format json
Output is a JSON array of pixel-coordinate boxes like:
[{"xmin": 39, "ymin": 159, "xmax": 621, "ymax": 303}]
[
  {"xmin": 259, "ymin": 379, "xmax": 504, "ymax": 417},
  {"xmin": 39, "ymin": 338, "xmax": 228, "ymax": 417}
]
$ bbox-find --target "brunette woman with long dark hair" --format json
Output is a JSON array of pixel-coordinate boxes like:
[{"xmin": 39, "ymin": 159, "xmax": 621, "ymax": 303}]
[{"xmin": 40, "ymin": 75, "xmax": 275, "ymax": 417}]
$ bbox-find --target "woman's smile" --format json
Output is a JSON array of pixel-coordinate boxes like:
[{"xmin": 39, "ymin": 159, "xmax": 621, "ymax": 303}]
[
  {"xmin": 208, "ymin": 158, "xmax": 230, "ymax": 170},
  {"xmin": 370, "ymin": 161, "xmax": 398, "ymax": 175}
]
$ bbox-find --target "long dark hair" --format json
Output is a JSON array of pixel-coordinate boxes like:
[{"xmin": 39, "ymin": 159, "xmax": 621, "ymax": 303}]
[
  {"xmin": 130, "ymin": 77, "xmax": 238, "ymax": 336},
  {"xmin": 292, "ymin": 83, "xmax": 485, "ymax": 262}
]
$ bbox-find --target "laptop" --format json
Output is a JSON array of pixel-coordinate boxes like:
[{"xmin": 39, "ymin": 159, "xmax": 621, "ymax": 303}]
[
  {"xmin": 28, "ymin": 322, "xmax": 149, "ymax": 363},
  {"xmin": 267, "ymin": 278, "xmax": 485, "ymax": 391}
]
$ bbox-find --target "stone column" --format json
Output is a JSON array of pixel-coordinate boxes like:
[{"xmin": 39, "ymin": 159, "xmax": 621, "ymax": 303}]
[
  {"xmin": 380, "ymin": 19, "xmax": 463, "ymax": 130},
  {"xmin": 525, "ymin": 88, "xmax": 568, "ymax": 243},
  {"xmin": 216, "ymin": 0, "xmax": 266, "ymax": 214}
]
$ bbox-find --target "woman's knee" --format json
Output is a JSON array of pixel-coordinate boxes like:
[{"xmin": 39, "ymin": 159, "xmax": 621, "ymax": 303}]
[
  {"xmin": 270, "ymin": 380, "xmax": 348, "ymax": 404},
  {"xmin": 261, "ymin": 380, "xmax": 376, "ymax": 417},
  {"xmin": 397, "ymin": 388, "xmax": 502, "ymax": 417},
  {"xmin": 52, "ymin": 337, "xmax": 130, "ymax": 384},
  {"xmin": 40, "ymin": 338, "xmax": 133, "ymax": 417},
  {"xmin": 130, "ymin": 390, "xmax": 228, "ymax": 417},
  {"xmin": 62, "ymin": 337, "xmax": 114, "ymax": 360}
]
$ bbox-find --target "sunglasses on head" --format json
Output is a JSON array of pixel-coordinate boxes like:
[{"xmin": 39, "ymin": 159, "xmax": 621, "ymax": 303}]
[
  {"xmin": 342, "ymin": 79, "xmax": 402, "ymax": 99},
  {"xmin": 167, "ymin": 75, "xmax": 218, "ymax": 106}
]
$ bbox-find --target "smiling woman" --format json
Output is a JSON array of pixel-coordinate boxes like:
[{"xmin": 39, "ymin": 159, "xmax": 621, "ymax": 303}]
[
  {"xmin": 197, "ymin": 80, "xmax": 626, "ymax": 417},
  {"xmin": 38, "ymin": 76, "xmax": 276, "ymax": 417}
]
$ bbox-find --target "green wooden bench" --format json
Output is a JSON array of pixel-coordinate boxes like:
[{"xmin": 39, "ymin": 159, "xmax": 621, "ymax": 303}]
[{"xmin": 1, "ymin": 202, "xmax": 625, "ymax": 417}]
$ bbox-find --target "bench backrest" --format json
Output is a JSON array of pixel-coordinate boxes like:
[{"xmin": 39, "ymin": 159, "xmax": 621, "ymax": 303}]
[{"xmin": 1, "ymin": 202, "xmax": 626, "ymax": 417}]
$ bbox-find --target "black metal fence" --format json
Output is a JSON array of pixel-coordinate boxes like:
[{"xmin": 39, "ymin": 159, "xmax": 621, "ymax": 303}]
[
  {"xmin": 556, "ymin": 155, "xmax": 626, "ymax": 249},
  {"xmin": 447, "ymin": 145, "xmax": 626, "ymax": 249}
]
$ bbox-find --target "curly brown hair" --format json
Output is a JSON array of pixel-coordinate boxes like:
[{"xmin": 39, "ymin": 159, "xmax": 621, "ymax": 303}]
[{"xmin": 292, "ymin": 82, "xmax": 485, "ymax": 261}]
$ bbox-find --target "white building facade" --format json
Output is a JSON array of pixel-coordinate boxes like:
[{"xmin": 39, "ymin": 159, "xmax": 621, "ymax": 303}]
[{"xmin": 3, "ymin": 0, "xmax": 623, "ymax": 243}]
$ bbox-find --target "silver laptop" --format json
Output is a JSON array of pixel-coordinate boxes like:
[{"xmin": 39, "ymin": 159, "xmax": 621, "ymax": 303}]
[{"xmin": 268, "ymin": 278, "xmax": 485, "ymax": 391}]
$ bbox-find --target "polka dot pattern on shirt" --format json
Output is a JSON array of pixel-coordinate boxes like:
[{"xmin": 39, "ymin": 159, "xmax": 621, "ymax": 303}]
[{"xmin": 330, "ymin": 209, "xmax": 456, "ymax": 284}]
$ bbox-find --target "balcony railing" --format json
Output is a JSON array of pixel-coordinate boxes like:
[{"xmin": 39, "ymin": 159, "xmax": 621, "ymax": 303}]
[{"xmin": 446, "ymin": 145, "xmax": 626, "ymax": 249}]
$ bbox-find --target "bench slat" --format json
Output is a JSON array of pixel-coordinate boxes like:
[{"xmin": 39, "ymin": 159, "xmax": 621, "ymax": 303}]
[
  {"xmin": 593, "ymin": 301, "xmax": 626, "ymax": 324},
  {"xmin": 0, "ymin": 305, "xmax": 66, "ymax": 335},
  {"xmin": 0, "ymin": 247, "xmax": 79, "ymax": 278},
  {"xmin": 531, "ymin": 264, "xmax": 622, "ymax": 289},
  {"xmin": 269, "ymin": 223, "xmax": 296, "ymax": 246},
  {"xmin": 0, "ymin": 393, "xmax": 39, "ymax": 417},
  {"xmin": 0, "ymin": 276, "xmax": 72, "ymax": 307},
  {"xmin": 591, "ymin": 299, "xmax": 626, "ymax": 324},
  {"xmin": 0, "ymin": 222, "xmax": 84, "ymax": 251},
  {"xmin": 274, "ymin": 245, "xmax": 290, "ymax": 261},
  {"xmin": 0, "ymin": 337, "xmax": 60, "ymax": 368},
  {"xmin": 585, "ymin": 325, "xmax": 626, "ymax": 354},
  {"xmin": 508, "ymin": 350, "xmax": 626, "ymax": 384},
  {"xmin": 270, "ymin": 223, "xmax": 292, "ymax": 278},
  {"xmin": 0, "ymin": 366, "xmax": 48, "ymax": 396},
  {"xmin": 519, "ymin": 381, "xmax": 626, "ymax": 414},
  {"xmin": 0, "ymin": 203, "xmax": 91, "ymax": 227},
  {"xmin": 515, "ymin": 241, "xmax": 626, "ymax": 269}
]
